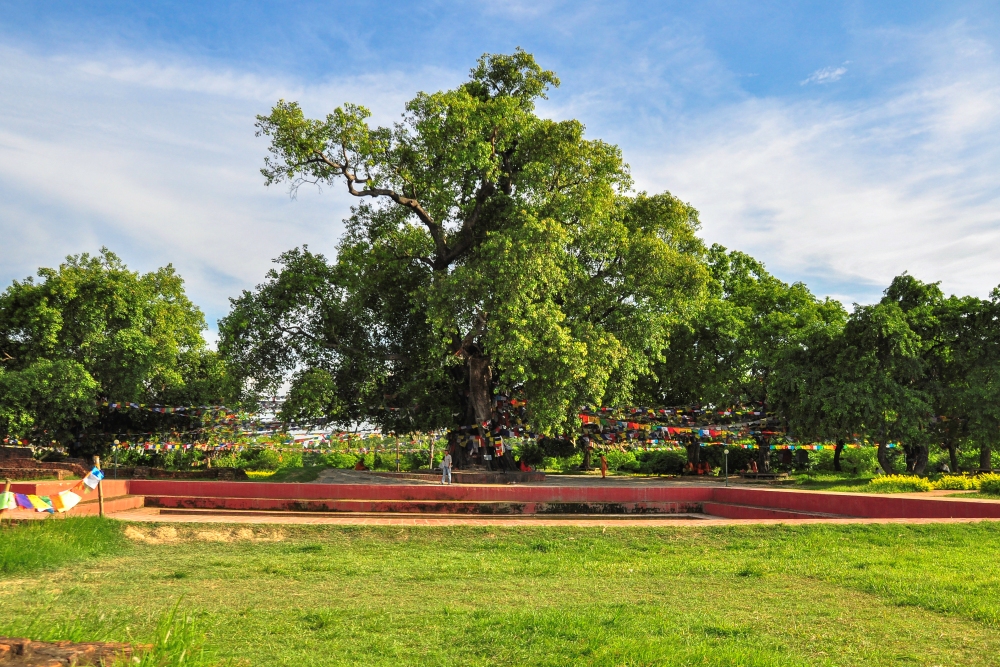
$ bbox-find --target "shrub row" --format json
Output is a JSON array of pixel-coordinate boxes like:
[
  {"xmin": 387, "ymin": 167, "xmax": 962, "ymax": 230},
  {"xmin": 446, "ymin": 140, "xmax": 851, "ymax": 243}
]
[{"xmin": 864, "ymin": 473, "xmax": 1000, "ymax": 493}]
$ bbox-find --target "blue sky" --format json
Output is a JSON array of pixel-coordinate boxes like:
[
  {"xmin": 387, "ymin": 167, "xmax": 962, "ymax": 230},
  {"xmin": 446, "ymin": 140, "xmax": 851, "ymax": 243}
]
[{"xmin": 2, "ymin": 1, "xmax": 1000, "ymax": 333}]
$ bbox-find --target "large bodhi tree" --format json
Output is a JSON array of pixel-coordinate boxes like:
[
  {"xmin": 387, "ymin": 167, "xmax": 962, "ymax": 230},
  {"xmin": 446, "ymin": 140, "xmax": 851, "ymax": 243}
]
[{"xmin": 220, "ymin": 50, "xmax": 708, "ymax": 434}]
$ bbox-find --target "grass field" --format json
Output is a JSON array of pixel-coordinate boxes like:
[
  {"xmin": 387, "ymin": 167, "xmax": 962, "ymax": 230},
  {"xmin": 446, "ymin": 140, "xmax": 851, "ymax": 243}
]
[{"xmin": 4, "ymin": 518, "xmax": 1000, "ymax": 666}]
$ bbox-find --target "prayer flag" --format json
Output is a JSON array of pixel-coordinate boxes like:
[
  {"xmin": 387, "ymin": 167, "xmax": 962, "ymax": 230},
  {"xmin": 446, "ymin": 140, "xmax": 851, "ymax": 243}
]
[
  {"xmin": 0, "ymin": 491, "xmax": 15, "ymax": 510},
  {"xmin": 15, "ymin": 493, "xmax": 33, "ymax": 509},
  {"xmin": 26, "ymin": 494, "xmax": 51, "ymax": 511},
  {"xmin": 82, "ymin": 467, "xmax": 104, "ymax": 489},
  {"xmin": 56, "ymin": 490, "xmax": 82, "ymax": 512}
]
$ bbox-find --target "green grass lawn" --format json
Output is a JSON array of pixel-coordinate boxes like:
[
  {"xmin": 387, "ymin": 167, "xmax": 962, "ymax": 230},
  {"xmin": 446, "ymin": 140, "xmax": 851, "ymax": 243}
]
[{"xmin": 4, "ymin": 519, "xmax": 1000, "ymax": 666}]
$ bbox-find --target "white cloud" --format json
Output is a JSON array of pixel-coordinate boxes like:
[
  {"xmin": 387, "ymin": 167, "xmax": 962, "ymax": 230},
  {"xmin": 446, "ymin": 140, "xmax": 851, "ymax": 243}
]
[
  {"xmin": 2, "ymin": 16, "xmax": 999, "ymax": 338},
  {"xmin": 0, "ymin": 46, "xmax": 457, "ymax": 327},
  {"xmin": 627, "ymin": 27, "xmax": 1000, "ymax": 303},
  {"xmin": 800, "ymin": 65, "xmax": 847, "ymax": 86}
]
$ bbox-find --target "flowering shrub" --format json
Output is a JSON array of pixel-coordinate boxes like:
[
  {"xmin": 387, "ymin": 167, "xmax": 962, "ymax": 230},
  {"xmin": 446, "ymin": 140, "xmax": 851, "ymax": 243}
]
[
  {"xmin": 866, "ymin": 475, "xmax": 933, "ymax": 493},
  {"xmin": 976, "ymin": 473, "xmax": 1000, "ymax": 494},
  {"xmin": 933, "ymin": 475, "xmax": 974, "ymax": 490}
]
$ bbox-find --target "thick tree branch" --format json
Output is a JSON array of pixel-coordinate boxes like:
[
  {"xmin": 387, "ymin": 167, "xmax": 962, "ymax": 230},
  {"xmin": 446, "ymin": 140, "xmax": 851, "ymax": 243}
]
[
  {"xmin": 308, "ymin": 150, "xmax": 450, "ymax": 262},
  {"xmin": 453, "ymin": 312, "xmax": 488, "ymax": 356},
  {"xmin": 444, "ymin": 180, "xmax": 497, "ymax": 264}
]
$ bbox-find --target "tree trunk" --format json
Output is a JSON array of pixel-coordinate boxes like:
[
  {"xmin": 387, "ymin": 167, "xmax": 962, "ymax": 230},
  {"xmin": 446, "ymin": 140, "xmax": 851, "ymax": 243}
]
[
  {"xmin": 948, "ymin": 440, "xmax": 958, "ymax": 472},
  {"xmin": 877, "ymin": 442, "xmax": 893, "ymax": 475},
  {"xmin": 911, "ymin": 444, "xmax": 928, "ymax": 476},
  {"xmin": 581, "ymin": 440, "xmax": 592, "ymax": 471},
  {"xmin": 981, "ymin": 443, "xmax": 992, "ymax": 472},
  {"xmin": 467, "ymin": 356, "xmax": 493, "ymax": 425},
  {"xmin": 833, "ymin": 439, "xmax": 845, "ymax": 472},
  {"xmin": 687, "ymin": 440, "xmax": 701, "ymax": 466},
  {"xmin": 757, "ymin": 439, "xmax": 770, "ymax": 473}
]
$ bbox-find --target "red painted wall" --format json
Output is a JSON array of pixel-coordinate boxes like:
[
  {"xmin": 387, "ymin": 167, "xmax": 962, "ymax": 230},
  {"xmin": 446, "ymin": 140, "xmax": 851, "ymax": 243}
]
[{"xmin": 127, "ymin": 480, "xmax": 716, "ymax": 504}]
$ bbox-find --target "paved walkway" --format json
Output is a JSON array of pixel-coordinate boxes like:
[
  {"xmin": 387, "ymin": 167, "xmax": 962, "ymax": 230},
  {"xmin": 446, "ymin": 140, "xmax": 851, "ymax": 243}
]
[{"xmin": 110, "ymin": 506, "xmax": 1000, "ymax": 527}]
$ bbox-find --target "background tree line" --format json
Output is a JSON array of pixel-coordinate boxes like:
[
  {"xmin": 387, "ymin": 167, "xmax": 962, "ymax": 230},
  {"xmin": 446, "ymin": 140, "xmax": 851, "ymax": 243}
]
[{"xmin": 3, "ymin": 50, "xmax": 999, "ymax": 472}]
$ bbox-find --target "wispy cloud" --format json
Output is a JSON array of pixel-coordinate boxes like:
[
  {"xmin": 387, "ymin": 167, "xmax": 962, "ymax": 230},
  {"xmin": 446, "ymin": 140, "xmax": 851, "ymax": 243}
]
[
  {"xmin": 630, "ymin": 26, "xmax": 1000, "ymax": 303},
  {"xmin": 0, "ymin": 46, "xmax": 458, "ymax": 327},
  {"xmin": 801, "ymin": 64, "xmax": 847, "ymax": 85},
  {"xmin": 2, "ymin": 13, "xmax": 999, "ymax": 334}
]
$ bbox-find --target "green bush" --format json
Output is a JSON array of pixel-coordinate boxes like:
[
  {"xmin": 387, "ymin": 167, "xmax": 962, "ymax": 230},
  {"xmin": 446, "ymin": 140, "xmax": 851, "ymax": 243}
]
[
  {"xmin": 603, "ymin": 451, "xmax": 638, "ymax": 473},
  {"xmin": 636, "ymin": 450, "xmax": 686, "ymax": 475},
  {"xmin": 543, "ymin": 453, "xmax": 583, "ymax": 473},
  {"xmin": 809, "ymin": 447, "xmax": 881, "ymax": 474},
  {"xmin": 866, "ymin": 475, "xmax": 933, "ymax": 493},
  {"xmin": 976, "ymin": 473, "xmax": 1000, "ymax": 494},
  {"xmin": 320, "ymin": 451, "xmax": 362, "ymax": 469},
  {"xmin": 516, "ymin": 440, "xmax": 546, "ymax": 466},
  {"xmin": 245, "ymin": 448, "xmax": 282, "ymax": 470},
  {"xmin": 933, "ymin": 475, "xmax": 974, "ymax": 490},
  {"xmin": 538, "ymin": 437, "xmax": 578, "ymax": 459}
]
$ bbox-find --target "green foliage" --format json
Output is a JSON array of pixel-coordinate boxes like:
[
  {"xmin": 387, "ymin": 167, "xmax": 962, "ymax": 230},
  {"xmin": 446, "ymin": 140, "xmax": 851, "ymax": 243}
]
[
  {"xmin": 0, "ymin": 249, "xmax": 234, "ymax": 455},
  {"xmin": 224, "ymin": 50, "xmax": 708, "ymax": 435},
  {"xmin": 602, "ymin": 450, "xmax": 639, "ymax": 473},
  {"xmin": 0, "ymin": 517, "xmax": 126, "ymax": 575},
  {"xmin": 976, "ymin": 473, "xmax": 1000, "ymax": 494},
  {"xmin": 318, "ymin": 451, "xmax": 362, "ymax": 469},
  {"xmin": 865, "ymin": 474, "xmax": 934, "ymax": 493},
  {"xmin": 636, "ymin": 449, "xmax": 687, "ymax": 475},
  {"xmin": 933, "ymin": 475, "xmax": 975, "ymax": 490},
  {"xmin": 648, "ymin": 246, "xmax": 846, "ymax": 410},
  {"xmin": 11, "ymin": 524, "xmax": 1000, "ymax": 664},
  {"xmin": 543, "ymin": 452, "xmax": 583, "ymax": 473},
  {"xmin": 808, "ymin": 448, "xmax": 880, "ymax": 475},
  {"xmin": 514, "ymin": 439, "xmax": 545, "ymax": 466},
  {"xmin": 122, "ymin": 600, "xmax": 220, "ymax": 667}
]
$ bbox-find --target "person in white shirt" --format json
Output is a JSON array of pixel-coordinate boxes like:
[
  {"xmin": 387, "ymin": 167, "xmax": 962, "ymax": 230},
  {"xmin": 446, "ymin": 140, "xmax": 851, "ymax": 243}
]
[{"xmin": 441, "ymin": 452, "xmax": 453, "ymax": 485}]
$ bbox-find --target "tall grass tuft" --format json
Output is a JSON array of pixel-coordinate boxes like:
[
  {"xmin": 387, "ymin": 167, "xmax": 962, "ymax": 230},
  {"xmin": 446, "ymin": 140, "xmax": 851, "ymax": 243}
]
[
  {"xmin": 0, "ymin": 600, "xmax": 219, "ymax": 667},
  {"xmin": 0, "ymin": 516, "xmax": 127, "ymax": 575},
  {"xmin": 123, "ymin": 600, "xmax": 220, "ymax": 667}
]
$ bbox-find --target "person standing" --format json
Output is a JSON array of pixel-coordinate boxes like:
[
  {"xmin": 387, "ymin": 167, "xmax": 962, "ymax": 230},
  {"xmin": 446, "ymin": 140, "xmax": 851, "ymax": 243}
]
[
  {"xmin": 441, "ymin": 451, "xmax": 453, "ymax": 485},
  {"xmin": 600, "ymin": 454, "xmax": 608, "ymax": 479}
]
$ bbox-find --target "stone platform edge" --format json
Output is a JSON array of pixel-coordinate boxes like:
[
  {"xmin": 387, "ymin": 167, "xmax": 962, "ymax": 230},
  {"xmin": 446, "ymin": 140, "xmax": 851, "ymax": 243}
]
[{"xmin": 8, "ymin": 480, "xmax": 1000, "ymax": 520}]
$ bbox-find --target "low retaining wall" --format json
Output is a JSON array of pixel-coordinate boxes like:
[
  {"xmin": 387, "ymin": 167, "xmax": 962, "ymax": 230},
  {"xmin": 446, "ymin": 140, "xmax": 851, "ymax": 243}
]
[
  {"xmin": 127, "ymin": 480, "xmax": 716, "ymax": 504},
  {"xmin": 713, "ymin": 487, "xmax": 1000, "ymax": 519},
  {"xmin": 126, "ymin": 481, "xmax": 1000, "ymax": 520}
]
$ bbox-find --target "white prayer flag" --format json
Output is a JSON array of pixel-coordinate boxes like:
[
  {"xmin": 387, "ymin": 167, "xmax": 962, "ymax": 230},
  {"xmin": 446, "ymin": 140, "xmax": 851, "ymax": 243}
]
[{"xmin": 82, "ymin": 467, "xmax": 105, "ymax": 489}]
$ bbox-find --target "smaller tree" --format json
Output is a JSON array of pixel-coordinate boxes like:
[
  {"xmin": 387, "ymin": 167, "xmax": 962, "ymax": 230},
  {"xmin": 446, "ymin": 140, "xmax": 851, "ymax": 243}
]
[
  {"xmin": 643, "ymin": 245, "xmax": 847, "ymax": 470},
  {"xmin": 0, "ymin": 249, "xmax": 233, "ymax": 455}
]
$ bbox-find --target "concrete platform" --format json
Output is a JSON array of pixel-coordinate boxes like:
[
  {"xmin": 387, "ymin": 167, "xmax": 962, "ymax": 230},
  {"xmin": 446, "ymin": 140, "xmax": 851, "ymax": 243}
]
[{"xmin": 9, "ymin": 476, "xmax": 1000, "ymax": 524}]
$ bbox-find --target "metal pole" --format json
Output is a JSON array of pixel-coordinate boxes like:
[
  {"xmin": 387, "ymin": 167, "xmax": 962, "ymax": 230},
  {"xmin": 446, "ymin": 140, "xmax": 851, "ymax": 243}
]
[
  {"xmin": 724, "ymin": 449, "xmax": 729, "ymax": 487},
  {"xmin": 396, "ymin": 438, "xmax": 400, "ymax": 472},
  {"xmin": 94, "ymin": 455, "xmax": 105, "ymax": 518},
  {"xmin": 2, "ymin": 478, "xmax": 10, "ymax": 525}
]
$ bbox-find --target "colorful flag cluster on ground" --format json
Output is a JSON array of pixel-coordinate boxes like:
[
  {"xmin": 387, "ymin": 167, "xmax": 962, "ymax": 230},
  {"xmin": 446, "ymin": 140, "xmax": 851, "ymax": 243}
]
[{"xmin": 0, "ymin": 467, "xmax": 103, "ymax": 514}]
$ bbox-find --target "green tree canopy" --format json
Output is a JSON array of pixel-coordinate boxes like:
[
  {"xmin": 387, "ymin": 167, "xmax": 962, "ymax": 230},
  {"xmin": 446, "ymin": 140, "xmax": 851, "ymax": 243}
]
[
  {"xmin": 0, "ymin": 249, "xmax": 233, "ymax": 454},
  {"xmin": 221, "ymin": 50, "xmax": 709, "ymax": 434}
]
